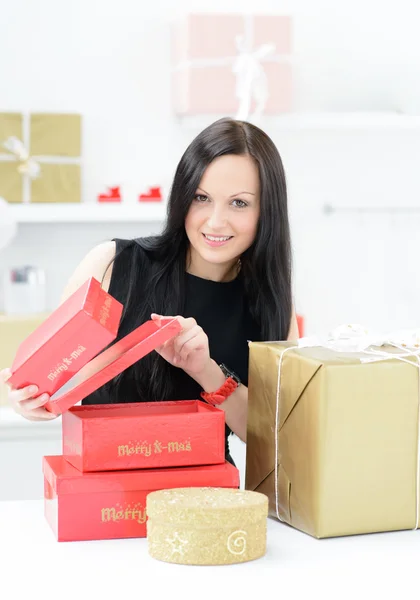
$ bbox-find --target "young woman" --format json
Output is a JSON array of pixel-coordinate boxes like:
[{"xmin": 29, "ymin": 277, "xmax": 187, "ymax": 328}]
[{"xmin": 1, "ymin": 117, "xmax": 298, "ymax": 465}]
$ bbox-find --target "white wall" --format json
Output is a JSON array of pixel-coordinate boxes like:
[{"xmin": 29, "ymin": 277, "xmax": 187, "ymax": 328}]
[{"xmin": 1, "ymin": 0, "xmax": 420, "ymax": 335}]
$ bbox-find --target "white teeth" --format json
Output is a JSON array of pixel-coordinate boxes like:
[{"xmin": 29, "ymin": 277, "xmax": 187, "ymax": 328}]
[{"xmin": 204, "ymin": 234, "xmax": 231, "ymax": 242}]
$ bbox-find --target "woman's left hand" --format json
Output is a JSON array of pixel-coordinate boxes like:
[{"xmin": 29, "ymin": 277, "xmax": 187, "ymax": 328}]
[{"xmin": 151, "ymin": 314, "xmax": 211, "ymax": 378}]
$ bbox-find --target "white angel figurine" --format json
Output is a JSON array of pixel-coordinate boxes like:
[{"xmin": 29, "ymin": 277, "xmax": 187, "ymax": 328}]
[{"xmin": 232, "ymin": 35, "xmax": 276, "ymax": 122}]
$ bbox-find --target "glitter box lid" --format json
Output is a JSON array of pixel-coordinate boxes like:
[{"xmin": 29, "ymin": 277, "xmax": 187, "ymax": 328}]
[{"xmin": 147, "ymin": 487, "xmax": 268, "ymax": 527}]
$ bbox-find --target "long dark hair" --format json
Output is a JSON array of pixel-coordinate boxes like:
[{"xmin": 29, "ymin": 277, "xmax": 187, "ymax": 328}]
[{"xmin": 103, "ymin": 117, "xmax": 292, "ymax": 403}]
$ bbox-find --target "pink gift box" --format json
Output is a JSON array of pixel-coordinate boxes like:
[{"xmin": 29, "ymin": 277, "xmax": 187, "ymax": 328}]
[{"xmin": 172, "ymin": 13, "xmax": 293, "ymax": 116}]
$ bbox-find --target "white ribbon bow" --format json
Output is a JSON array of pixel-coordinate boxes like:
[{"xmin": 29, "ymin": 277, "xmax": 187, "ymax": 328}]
[
  {"xmin": 275, "ymin": 323, "xmax": 420, "ymax": 530},
  {"xmin": 298, "ymin": 323, "xmax": 420, "ymax": 354},
  {"xmin": 3, "ymin": 136, "xmax": 41, "ymax": 179}
]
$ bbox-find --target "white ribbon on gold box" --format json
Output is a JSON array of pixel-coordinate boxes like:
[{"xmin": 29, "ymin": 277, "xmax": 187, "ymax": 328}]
[
  {"xmin": 246, "ymin": 323, "xmax": 420, "ymax": 538},
  {"xmin": 0, "ymin": 112, "xmax": 81, "ymax": 204}
]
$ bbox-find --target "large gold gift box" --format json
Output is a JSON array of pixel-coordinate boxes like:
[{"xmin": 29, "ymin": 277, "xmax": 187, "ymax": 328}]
[
  {"xmin": 246, "ymin": 341, "xmax": 420, "ymax": 538},
  {"xmin": 0, "ymin": 112, "xmax": 81, "ymax": 204},
  {"xmin": 0, "ymin": 314, "xmax": 49, "ymax": 405}
]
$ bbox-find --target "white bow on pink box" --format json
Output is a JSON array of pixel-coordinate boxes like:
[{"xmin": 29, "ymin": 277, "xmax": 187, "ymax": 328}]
[{"xmin": 171, "ymin": 13, "xmax": 293, "ymax": 121}]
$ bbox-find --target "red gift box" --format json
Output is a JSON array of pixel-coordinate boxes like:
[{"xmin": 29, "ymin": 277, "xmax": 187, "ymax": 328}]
[
  {"xmin": 44, "ymin": 317, "xmax": 182, "ymax": 416},
  {"xmin": 8, "ymin": 277, "xmax": 123, "ymax": 398},
  {"xmin": 43, "ymin": 455, "xmax": 240, "ymax": 541},
  {"xmin": 63, "ymin": 400, "xmax": 225, "ymax": 472},
  {"xmin": 297, "ymin": 314, "xmax": 305, "ymax": 337}
]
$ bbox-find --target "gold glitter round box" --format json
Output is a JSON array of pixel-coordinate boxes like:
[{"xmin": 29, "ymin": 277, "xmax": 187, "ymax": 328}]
[{"xmin": 146, "ymin": 487, "xmax": 268, "ymax": 565}]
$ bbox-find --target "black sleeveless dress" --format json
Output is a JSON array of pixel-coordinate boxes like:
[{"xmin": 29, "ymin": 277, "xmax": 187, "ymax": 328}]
[{"xmin": 82, "ymin": 239, "xmax": 261, "ymax": 464}]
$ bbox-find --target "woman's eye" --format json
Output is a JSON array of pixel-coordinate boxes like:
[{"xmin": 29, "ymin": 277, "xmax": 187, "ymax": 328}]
[
  {"xmin": 194, "ymin": 194, "xmax": 209, "ymax": 203},
  {"xmin": 232, "ymin": 199, "xmax": 248, "ymax": 208}
]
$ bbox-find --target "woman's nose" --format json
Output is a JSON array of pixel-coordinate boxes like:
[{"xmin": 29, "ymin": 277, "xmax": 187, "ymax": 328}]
[{"xmin": 206, "ymin": 206, "xmax": 227, "ymax": 229}]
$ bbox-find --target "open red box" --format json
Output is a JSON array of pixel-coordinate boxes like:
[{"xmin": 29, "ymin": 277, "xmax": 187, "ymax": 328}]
[
  {"xmin": 38, "ymin": 310, "xmax": 225, "ymax": 473},
  {"xmin": 62, "ymin": 400, "xmax": 225, "ymax": 472}
]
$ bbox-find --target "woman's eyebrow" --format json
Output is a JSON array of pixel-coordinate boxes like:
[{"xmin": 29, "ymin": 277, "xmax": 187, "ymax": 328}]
[
  {"xmin": 196, "ymin": 187, "xmax": 210, "ymax": 195},
  {"xmin": 196, "ymin": 187, "xmax": 256, "ymax": 198},
  {"xmin": 229, "ymin": 191, "xmax": 255, "ymax": 197}
]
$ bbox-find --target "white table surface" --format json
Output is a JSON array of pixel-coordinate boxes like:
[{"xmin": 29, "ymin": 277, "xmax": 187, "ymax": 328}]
[{"xmin": 1, "ymin": 499, "xmax": 419, "ymax": 600}]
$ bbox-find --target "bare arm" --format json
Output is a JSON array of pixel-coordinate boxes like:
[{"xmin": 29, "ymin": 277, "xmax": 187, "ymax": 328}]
[
  {"xmin": 60, "ymin": 241, "xmax": 116, "ymax": 303},
  {"xmin": 193, "ymin": 308, "xmax": 300, "ymax": 442},
  {"xmin": 58, "ymin": 241, "xmax": 117, "ymax": 382}
]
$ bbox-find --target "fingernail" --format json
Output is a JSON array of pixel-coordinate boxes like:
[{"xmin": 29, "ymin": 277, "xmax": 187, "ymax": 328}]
[{"xmin": 29, "ymin": 386, "xmax": 38, "ymax": 394}]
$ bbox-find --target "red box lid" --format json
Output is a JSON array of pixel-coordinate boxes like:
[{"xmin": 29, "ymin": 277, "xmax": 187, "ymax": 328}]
[
  {"xmin": 44, "ymin": 317, "xmax": 182, "ymax": 415},
  {"xmin": 8, "ymin": 277, "xmax": 123, "ymax": 397},
  {"xmin": 11, "ymin": 277, "xmax": 122, "ymax": 372},
  {"xmin": 43, "ymin": 455, "xmax": 240, "ymax": 495}
]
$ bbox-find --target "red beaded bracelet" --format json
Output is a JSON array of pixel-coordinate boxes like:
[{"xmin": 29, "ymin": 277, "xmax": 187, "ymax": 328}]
[{"xmin": 200, "ymin": 376, "xmax": 239, "ymax": 406}]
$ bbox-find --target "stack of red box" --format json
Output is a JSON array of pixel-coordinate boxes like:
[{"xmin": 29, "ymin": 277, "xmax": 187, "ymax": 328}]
[{"xmin": 9, "ymin": 277, "xmax": 240, "ymax": 542}]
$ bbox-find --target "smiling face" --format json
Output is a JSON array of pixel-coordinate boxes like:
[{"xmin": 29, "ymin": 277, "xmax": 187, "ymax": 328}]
[{"xmin": 185, "ymin": 154, "xmax": 261, "ymax": 281}]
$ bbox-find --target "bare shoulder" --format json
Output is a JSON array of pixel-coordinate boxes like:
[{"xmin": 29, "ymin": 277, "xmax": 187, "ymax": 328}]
[{"xmin": 60, "ymin": 241, "xmax": 116, "ymax": 304}]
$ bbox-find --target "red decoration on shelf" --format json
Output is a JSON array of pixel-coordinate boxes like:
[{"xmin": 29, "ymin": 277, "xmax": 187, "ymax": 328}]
[
  {"xmin": 97, "ymin": 186, "xmax": 122, "ymax": 202},
  {"xmin": 138, "ymin": 186, "xmax": 162, "ymax": 202},
  {"xmin": 297, "ymin": 314, "xmax": 305, "ymax": 337}
]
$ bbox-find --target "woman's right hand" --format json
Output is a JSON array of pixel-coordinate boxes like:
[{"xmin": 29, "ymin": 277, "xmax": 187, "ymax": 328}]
[{"xmin": 0, "ymin": 368, "xmax": 57, "ymax": 421}]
